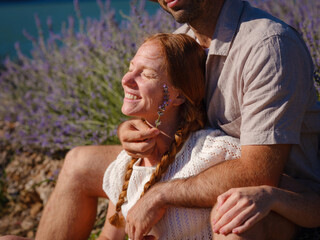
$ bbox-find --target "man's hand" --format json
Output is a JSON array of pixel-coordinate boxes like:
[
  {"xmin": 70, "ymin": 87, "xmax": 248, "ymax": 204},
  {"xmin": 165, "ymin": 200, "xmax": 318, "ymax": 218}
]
[
  {"xmin": 118, "ymin": 119, "xmax": 160, "ymax": 158},
  {"xmin": 211, "ymin": 186, "xmax": 274, "ymax": 235},
  {"xmin": 125, "ymin": 184, "xmax": 167, "ymax": 240}
]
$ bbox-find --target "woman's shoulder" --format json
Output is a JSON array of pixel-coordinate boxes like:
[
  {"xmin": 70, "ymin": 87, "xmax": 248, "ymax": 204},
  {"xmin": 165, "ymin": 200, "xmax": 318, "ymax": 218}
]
[
  {"xmin": 191, "ymin": 127, "xmax": 239, "ymax": 146},
  {"xmin": 102, "ymin": 150, "xmax": 131, "ymax": 204},
  {"xmin": 189, "ymin": 127, "xmax": 241, "ymax": 161}
]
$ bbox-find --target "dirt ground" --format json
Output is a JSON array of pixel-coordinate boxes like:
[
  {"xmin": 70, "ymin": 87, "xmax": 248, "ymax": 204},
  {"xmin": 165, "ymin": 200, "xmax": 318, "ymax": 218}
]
[{"xmin": 0, "ymin": 146, "xmax": 108, "ymax": 238}]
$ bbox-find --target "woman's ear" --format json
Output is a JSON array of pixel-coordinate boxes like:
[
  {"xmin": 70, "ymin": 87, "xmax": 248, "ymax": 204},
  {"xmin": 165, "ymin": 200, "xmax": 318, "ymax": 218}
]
[{"xmin": 171, "ymin": 92, "xmax": 186, "ymax": 106}]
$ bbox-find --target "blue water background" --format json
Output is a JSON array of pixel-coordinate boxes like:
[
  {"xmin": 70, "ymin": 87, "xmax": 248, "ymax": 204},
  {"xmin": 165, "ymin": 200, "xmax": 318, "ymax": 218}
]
[{"xmin": 0, "ymin": 0, "xmax": 161, "ymax": 59}]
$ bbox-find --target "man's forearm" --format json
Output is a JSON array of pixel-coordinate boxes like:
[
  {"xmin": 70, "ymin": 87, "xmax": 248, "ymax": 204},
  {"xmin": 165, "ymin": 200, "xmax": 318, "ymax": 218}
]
[
  {"xmin": 152, "ymin": 159, "xmax": 262, "ymax": 208},
  {"xmin": 152, "ymin": 145, "xmax": 290, "ymax": 208}
]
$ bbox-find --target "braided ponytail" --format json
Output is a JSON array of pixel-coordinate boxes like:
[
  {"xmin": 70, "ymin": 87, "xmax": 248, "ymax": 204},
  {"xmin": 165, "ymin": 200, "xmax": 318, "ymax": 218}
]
[
  {"xmin": 109, "ymin": 157, "xmax": 139, "ymax": 227},
  {"xmin": 141, "ymin": 99, "xmax": 205, "ymax": 197}
]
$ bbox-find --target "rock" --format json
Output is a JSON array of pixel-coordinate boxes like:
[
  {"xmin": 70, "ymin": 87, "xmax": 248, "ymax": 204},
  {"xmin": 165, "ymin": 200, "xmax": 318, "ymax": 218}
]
[
  {"xmin": 21, "ymin": 216, "xmax": 35, "ymax": 230},
  {"xmin": 27, "ymin": 230, "xmax": 35, "ymax": 238},
  {"xmin": 0, "ymin": 217, "xmax": 10, "ymax": 233},
  {"xmin": 34, "ymin": 179, "xmax": 55, "ymax": 205},
  {"xmin": 30, "ymin": 202, "xmax": 43, "ymax": 217}
]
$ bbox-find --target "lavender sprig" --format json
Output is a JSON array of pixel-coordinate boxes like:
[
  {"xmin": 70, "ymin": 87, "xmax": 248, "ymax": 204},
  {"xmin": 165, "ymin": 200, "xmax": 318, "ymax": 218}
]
[{"xmin": 155, "ymin": 84, "xmax": 171, "ymax": 128}]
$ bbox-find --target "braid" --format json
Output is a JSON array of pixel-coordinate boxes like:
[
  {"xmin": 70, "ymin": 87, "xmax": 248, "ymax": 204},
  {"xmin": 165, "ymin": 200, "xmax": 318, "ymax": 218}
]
[
  {"xmin": 109, "ymin": 157, "xmax": 139, "ymax": 227},
  {"xmin": 141, "ymin": 100, "xmax": 206, "ymax": 197},
  {"xmin": 141, "ymin": 129, "xmax": 184, "ymax": 196}
]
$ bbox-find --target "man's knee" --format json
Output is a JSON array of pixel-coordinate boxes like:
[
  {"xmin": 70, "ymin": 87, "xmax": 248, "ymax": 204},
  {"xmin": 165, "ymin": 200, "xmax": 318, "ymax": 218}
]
[
  {"xmin": 57, "ymin": 145, "xmax": 121, "ymax": 193},
  {"xmin": 60, "ymin": 146, "xmax": 93, "ymax": 182}
]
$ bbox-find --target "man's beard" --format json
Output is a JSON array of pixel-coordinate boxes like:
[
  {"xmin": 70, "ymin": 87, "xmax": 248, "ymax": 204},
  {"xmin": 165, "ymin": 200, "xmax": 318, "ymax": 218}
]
[{"xmin": 167, "ymin": 0, "xmax": 206, "ymax": 24}]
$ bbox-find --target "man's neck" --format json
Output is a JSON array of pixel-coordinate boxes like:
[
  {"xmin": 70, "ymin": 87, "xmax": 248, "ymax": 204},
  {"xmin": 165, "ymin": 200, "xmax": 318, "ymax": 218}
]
[{"xmin": 188, "ymin": 0, "xmax": 225, "ymax": 49}]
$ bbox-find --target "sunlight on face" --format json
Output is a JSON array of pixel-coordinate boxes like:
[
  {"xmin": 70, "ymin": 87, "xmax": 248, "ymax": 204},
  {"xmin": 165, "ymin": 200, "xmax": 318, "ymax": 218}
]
[{"xmin": 121, "ymin": 41, "xmax": 171, "ymax": 122}]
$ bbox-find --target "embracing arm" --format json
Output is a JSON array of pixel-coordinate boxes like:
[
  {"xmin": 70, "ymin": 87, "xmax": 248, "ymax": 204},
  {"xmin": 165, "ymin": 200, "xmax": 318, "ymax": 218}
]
[
  {"xmin": 125, "ymin": 144, "xmax": 290, "ymax": 239},
  {"xmin": 157, "ymin": 144, "xmax": 290, "ymax": 208}
]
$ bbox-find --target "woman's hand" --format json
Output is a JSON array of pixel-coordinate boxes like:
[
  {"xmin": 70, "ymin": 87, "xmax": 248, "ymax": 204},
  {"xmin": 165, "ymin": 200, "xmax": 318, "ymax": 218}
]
[
  {"xmin": 211, "ymin": 186, "xmax": 275, "ymax": 235},
  {"xmin": 118, "ymin": 119, "xmax": 160, "ymax": 158}
]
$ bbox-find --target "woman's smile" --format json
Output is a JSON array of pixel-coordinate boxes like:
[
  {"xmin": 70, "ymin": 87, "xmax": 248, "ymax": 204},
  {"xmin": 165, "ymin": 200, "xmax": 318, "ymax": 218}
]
[{"xmin": 124, "ymin": 92, "xmax": 141, "ymax": 101}]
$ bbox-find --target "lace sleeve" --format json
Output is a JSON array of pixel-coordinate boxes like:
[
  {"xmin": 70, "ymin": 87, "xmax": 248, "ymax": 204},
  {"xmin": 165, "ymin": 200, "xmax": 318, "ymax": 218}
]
[
  {"xmin": 166, "ymin": 129, "xmax": 241, "ymax": 180},
  {"xmin": 198, "ymin": 128, "xmax": 241, "ymax": 161}
]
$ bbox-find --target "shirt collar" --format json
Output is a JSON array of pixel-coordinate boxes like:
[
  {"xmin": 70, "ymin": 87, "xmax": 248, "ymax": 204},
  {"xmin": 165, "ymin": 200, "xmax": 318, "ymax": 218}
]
[{"xmin": 174, "ymin": 0, "xmax": 244, "ymax": 56}]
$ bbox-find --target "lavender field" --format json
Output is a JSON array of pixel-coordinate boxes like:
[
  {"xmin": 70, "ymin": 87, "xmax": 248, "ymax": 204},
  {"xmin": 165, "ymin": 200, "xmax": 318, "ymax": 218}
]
[{"xmin": 0, "ymin": 0, "xmax": 319, "ymax": 155}]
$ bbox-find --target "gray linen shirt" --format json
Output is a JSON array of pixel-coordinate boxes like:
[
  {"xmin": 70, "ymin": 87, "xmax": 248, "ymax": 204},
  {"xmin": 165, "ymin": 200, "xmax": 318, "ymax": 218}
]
[{"xmin": 175, "ymin": 0, "xmax": 320, "ymax": 192}]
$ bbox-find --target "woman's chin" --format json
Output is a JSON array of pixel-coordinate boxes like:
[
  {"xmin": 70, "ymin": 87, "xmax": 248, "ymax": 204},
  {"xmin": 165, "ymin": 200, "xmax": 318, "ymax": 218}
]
[{"xmin": 121, "ymin": 106, "xmax": 136, "ymax": 117}]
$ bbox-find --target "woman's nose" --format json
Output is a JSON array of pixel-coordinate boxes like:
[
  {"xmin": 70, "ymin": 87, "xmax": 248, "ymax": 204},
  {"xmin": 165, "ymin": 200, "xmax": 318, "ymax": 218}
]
[{"xmin": 122, "ymin": 72, "xmax": 138, "ymax": 88}]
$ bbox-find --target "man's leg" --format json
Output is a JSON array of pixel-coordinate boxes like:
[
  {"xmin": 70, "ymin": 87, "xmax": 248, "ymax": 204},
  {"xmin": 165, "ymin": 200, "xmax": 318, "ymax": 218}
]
[
  {"xmin": 35, "ymin": 145, "xmax": 123, "ymax": 240},
  {"xmin": 213, "ymin": 210, "xmax": 298, "ymax": 240}
]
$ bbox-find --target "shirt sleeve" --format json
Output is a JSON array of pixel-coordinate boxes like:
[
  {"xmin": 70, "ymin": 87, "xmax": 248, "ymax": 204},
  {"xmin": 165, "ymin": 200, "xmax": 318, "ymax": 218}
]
[
  {"xmin": 102, "ymin": 150, "xmax": 131, "ymax": 205},
  {"xmin": 240, "ymin": 33, "xmax": 314, "ymax": 145}
]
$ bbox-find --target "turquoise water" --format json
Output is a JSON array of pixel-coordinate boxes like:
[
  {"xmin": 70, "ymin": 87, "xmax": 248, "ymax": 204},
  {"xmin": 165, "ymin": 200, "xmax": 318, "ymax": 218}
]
[{"xmin": 0, "ymin": 0, "xmax": 160, "ymax": 59}]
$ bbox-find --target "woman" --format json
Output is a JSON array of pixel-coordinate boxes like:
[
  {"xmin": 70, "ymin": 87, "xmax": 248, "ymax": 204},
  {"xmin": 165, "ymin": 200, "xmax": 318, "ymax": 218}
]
[{"xmin": 99, "ymin": 33, "xmax": 242, "ymax": 239}]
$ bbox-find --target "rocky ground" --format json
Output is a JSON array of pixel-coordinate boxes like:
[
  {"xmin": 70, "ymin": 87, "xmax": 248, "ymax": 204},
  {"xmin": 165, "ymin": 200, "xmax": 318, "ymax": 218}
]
[{"xmin": 0, "ymin": 145, "xmax": 108, "ymax": 239}]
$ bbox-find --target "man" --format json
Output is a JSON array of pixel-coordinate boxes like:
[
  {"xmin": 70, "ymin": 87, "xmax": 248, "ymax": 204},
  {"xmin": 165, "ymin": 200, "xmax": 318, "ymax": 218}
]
[
  {"xmin": 34, "ymin": 0, "xmax": 320, "ymax": 239},
  {"xmin": 118, "ymin": 0, "xmax": 320, "ymax": 239}
]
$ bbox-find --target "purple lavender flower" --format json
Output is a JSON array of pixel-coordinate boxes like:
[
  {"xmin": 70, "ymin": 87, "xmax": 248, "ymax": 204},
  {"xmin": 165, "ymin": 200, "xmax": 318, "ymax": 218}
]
[{"xmin": 155, "ymin": 84, "xmax": 171, "ymax": 128}]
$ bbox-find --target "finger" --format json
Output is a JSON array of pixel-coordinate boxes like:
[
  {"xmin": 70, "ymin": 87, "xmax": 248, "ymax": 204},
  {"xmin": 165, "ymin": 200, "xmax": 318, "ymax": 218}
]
[
  {"xmin": 125, "ymin": 223, "xmax": 129, "ymax": 235},
  {"xmin": 126, "ymin": 218, "xmax": 135, "ymax": 240},
  {"xmin": 212, "ymin": 197, "xmax": 250, "ymax": 233},
  {"xmin": 218, "ymin": 206, "xmax": 258, "ymax": 235},
  {"xmin": 212, "ymin": 192, "xmax": 237, "ymax": 226},
  {"xmin": 232, "ymin": 212, "xmax": 262, "ymax": 234},
  {"xmin": 129, "ymin": 225, "xmax": 136, "ymax": 240},
  {"xmin": 211, "ymin": 190, "xmax": 233, "ymax": 227},
  {"xmin": 216, "ymin": 189, "xmax": 234, "ymax": 209},
  {"xmin": 123, "ymin": 138, "xmax": 156, "ymax": 158},
  {"xmin": 119, "ymin": 119, "xmax": 159, "ymax": 141},
  {"xmin": 124, "ymin": 128, "xmax": 160, "ymax": 142},
  {"xmin": 135, "ymin": 226, "xmax": 144, "ymax": 240}
]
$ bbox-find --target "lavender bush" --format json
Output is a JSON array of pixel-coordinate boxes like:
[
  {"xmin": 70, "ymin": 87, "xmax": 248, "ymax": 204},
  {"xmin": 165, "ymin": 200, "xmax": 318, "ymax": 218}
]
[
  {"xmin": 0, "ymin": 0, "xmax": 319, "ymax": 154},
  {"xmin": 0, "ymin": 0, "xmax": 179, "ymax": 153}
]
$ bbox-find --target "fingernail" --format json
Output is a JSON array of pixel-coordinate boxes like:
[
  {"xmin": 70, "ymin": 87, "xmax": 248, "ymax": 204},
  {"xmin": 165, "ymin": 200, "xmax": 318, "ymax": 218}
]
[{"xmin": 220, "ymin": 230, "xmax": 226, "ymax": 235}]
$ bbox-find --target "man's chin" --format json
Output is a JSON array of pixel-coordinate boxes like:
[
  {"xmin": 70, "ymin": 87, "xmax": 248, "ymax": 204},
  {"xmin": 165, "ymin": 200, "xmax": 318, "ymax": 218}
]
[{"xmin": 168, "ymin": 9, "xmax": 198, "ymax": 24}]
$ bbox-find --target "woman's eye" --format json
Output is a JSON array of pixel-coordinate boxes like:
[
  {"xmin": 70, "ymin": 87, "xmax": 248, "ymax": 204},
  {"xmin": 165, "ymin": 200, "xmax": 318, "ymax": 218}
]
[{"xmin": 142, "ymin": 72, "xmax": 157, "ymax": 79}]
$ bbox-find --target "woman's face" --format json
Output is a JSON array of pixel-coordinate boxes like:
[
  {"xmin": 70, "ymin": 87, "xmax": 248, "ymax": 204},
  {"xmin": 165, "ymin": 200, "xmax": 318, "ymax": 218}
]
[{"xmin": 121, "ymin": 41, "xmax": 175, "ymax": 122}]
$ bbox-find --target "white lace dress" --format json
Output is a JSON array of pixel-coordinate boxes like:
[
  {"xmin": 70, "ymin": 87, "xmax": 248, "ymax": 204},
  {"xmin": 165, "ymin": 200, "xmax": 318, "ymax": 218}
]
[{"xmin": 103, "ymin": 128, "xmax": 241, "ymax": 239}]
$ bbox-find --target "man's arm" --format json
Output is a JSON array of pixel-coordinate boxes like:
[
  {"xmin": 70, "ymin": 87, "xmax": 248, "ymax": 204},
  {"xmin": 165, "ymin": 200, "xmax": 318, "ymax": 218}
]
[{"xmin": 125, "ymin": 144, "xmax": 291, "ymax": 239}]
